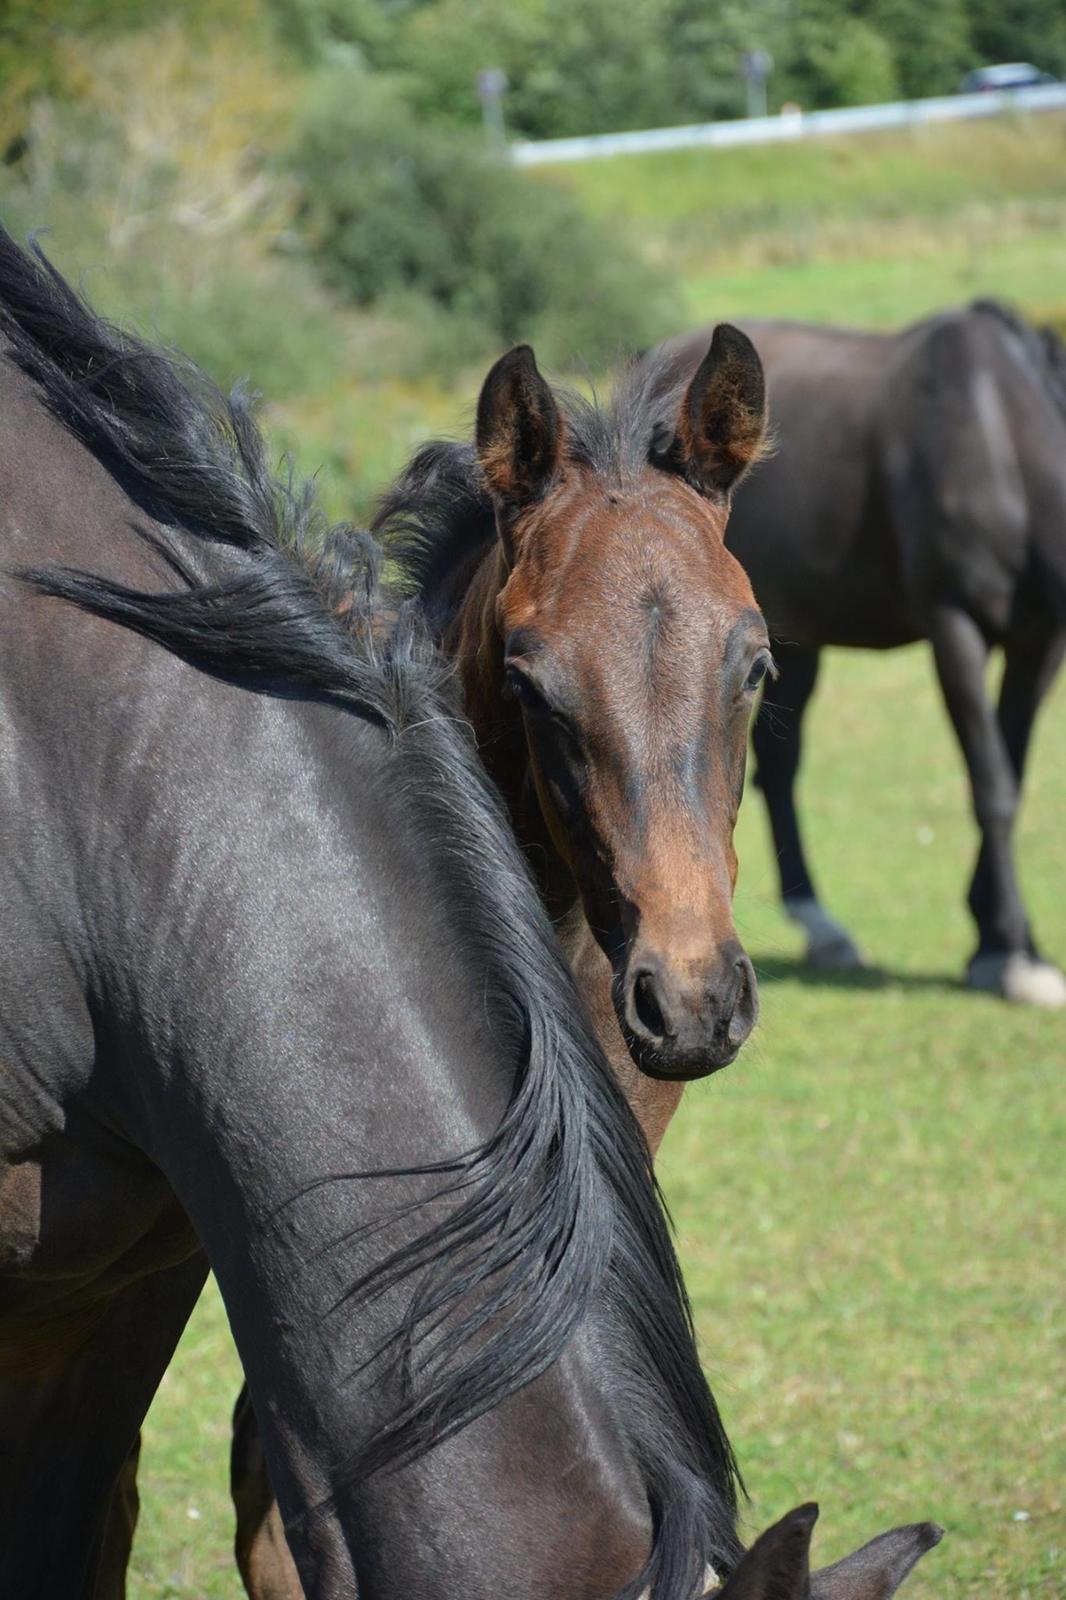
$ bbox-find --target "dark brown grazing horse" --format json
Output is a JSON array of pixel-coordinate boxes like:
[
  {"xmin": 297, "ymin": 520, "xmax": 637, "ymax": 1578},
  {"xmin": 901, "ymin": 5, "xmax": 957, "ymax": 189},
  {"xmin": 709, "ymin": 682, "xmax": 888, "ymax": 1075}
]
[
  {"xmin": 651, "ymin": 305, "xmax": 1066, "ymax": 1007},
  {"xmin": 707, "ymin": 1504, "xmax": 940, "ymax": 1600},
  {"xmin": 0, "ymin": 228, "xmax": 753, "ymax": 1600},
  {"xmin": 1, "ymin": 233, "xmax": 942, "ymax": 1600}
]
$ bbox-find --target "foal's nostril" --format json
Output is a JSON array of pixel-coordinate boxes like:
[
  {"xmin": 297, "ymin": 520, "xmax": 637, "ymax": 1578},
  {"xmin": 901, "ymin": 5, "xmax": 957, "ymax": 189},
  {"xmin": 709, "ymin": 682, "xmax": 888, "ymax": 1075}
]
[
  {"xmin": 632, "ymin": 968, "xmax": 673, "ymax": 1041},
  {"xmin": 727, "ymin": 955, "xmax": 757, "ymax": 1047}
]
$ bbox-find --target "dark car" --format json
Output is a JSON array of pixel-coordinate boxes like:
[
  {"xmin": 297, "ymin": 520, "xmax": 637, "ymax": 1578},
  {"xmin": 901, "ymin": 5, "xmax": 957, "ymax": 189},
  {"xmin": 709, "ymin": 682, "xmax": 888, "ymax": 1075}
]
[{"xmin": 959, "ymin": 62, "xmax": 1058, "ymax": 93}]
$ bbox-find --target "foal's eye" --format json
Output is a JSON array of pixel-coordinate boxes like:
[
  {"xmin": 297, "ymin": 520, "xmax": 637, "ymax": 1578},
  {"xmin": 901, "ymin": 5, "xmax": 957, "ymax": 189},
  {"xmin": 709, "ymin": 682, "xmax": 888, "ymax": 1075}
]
[
  {"xmin": 505, "ymin": 665, "xmax": 551, "ymax": 715},
  {"xmin": 744, "ymin": 654, "xmax": 773, "ymax": 693}
]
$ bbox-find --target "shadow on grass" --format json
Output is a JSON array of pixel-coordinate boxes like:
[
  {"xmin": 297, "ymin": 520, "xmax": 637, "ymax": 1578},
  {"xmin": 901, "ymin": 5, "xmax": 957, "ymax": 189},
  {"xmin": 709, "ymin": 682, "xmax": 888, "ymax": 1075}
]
[{"xmin": 750, "ymin": 954, "xmax": 963, "ymax": 994}]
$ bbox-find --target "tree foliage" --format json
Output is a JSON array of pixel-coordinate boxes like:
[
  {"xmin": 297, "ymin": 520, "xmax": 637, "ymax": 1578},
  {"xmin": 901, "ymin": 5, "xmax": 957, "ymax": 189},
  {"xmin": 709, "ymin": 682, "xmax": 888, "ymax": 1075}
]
[
  {"xmin": 273, "ymin": 0, "xmax": 1064, "ymax": 136},
  {"xmin": 288, "ymin": 71, "xmax": 679, "ymax": 365},
  {"xmin": 966, "ymin": 0, "xmax": 1066, "ymax": 82},
  {"xmin": 6, "ymin": 0, "xmax": 1064, "ymax": 152}
]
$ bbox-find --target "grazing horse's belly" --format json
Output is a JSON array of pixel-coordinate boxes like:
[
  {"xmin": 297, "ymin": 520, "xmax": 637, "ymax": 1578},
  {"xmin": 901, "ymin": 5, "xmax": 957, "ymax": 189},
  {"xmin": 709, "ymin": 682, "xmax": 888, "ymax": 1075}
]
[{"xmin": 726, "ymin": 486, "xmax": 921, "ymax": 652}]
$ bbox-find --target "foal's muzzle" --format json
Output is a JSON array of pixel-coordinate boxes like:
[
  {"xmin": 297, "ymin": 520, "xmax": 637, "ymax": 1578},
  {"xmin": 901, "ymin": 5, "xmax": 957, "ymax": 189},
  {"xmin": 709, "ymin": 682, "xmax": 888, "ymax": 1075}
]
[{"xmin": 619, "ymin": 940, "xmax": 758, "ymax": 1079}]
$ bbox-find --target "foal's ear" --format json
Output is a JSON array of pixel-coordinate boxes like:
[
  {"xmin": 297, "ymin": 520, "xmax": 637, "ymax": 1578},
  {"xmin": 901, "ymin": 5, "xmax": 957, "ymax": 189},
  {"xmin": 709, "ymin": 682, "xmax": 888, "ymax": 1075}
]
[
  {"xmin": 476, "ymin": 344, "xmax": 564, "ymax": 516},
  {"xmin": 714, "ymin": 1503, "xmax": 818, "ymax": 1599},
  {"xmin": 809, "ymin": 1519, "xmax": 943, "ymax": 1600},
  {"xmin": 668, "ymin": 323, "xmax": 766, "ymax": 500}
]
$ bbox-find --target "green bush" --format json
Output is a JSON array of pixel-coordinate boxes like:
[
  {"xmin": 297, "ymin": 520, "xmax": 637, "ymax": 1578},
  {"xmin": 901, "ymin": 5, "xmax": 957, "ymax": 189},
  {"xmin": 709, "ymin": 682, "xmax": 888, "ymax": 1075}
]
[
  {"xmin": 288, "ymin": 71, "xmax": 680, "ymax": 367},
  {"xmin": 394, "ymin": 0, "xmax": 678, "ymax": 139},
  {"xmin": 792, "ymin": 14, "xmax": 900, "ymax": 107},
  {"xmin": 864, "ymin": 0, "xmax": 972, "ymax": 99}
]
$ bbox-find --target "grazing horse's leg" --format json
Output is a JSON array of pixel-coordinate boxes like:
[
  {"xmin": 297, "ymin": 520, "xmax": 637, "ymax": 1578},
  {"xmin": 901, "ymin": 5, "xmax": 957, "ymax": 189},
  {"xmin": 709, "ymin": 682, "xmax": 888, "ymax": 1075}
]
[
  {"xmin": 965, "ymin": 630, "xmax": 1066, "ymax": 1004},
  {"xmin": 0, "ymin": 1250, "xmax": 207, "ymax": 1599},
  {"xmin": 929, "ymin": 605, "xmax": 1065, "ymax": 1006},
  {"xmin": 753, "ymin": 640, "xmax": 864, "ymax": 969},
  {"xmin": 232, "ymin": 1382, "xmax": 304, "ymax": 1600}
]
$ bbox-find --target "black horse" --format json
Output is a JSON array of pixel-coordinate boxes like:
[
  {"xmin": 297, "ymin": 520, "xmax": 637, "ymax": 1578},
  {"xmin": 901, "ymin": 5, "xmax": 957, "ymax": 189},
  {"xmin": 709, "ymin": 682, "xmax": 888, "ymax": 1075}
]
[
  {"xmin": 654, "ymin": 304, "xmax": 1066, "ymax": 1004},
  {"xmin": 0, "ymin": 229, "xmax": 941, "ymax": 1600},
  {"xmin": 0, "ymin": 226, "xmax": 736, "ymax": 1597}
]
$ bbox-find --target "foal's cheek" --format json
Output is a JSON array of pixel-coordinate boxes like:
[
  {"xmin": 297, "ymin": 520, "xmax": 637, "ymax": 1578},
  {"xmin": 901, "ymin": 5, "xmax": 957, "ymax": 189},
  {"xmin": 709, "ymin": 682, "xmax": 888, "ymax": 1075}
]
[{"xmin": 726, "ymin": 841, "xmax": 739, "ymax": 891}]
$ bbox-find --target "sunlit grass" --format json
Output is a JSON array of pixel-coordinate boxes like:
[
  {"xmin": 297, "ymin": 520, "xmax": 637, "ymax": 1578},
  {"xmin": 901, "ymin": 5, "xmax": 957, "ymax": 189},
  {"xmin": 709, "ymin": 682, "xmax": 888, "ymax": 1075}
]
[
  {"xmin": 665, "ymin": 645, "xmax": 1066, "ymax": 1598},
  {"xmin": 680, "ymin": 222, "xmax": 1066, "ymax": 330},
  {"xmin": 540, "ymin": 114, "xmax": 1066, "ymax": 243}
]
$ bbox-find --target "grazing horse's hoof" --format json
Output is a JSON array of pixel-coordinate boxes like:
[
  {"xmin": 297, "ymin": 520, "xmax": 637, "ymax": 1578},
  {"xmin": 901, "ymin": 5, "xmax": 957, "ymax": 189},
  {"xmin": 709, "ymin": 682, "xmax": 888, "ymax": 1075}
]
[
  {"xmin": 784, "ymin": 898, "xmax": 865, "ymax": 971},
  {"xmin": 968, "ymin": 952, "xmax": 1066, "ymax": 1008}
]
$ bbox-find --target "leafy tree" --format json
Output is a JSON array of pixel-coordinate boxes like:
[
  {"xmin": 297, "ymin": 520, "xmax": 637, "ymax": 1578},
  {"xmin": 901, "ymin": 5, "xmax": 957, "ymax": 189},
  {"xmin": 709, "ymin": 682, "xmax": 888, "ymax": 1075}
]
[
  {"xmin": 661, "ymin": 0, "xmax": 792, "ymax": 122},
  {"xmin": 810, "ymin": 17, "xmax": 900, "ymax": 105},
  {"xmin": 967, "ymin": 0, "xmax": 1066, "ymax": 79},
  {"xmin": 860, "ymin": 0, "xmax": 972, "ymax": 97},
  {"xmin": 393, "ymin": 0, "xmax": 679, "ymax": 137}
]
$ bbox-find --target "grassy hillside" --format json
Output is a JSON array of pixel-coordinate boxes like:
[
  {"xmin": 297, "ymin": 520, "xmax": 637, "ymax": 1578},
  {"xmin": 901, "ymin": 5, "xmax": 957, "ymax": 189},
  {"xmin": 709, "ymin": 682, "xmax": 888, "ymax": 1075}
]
[
  {"xmin": 275, "ymin": 114, "xmax": 1066, "ymax": 512},
  {"xmin": 132, "ymin": 646, "xmax": 1066, "ymax": 1598},
  {"xmin": 276, "ymin": 112, "xmax": 1066, "ymax": 504},
  {"xmin": 542, "ymin": 112, "xmax": 1066, "ymax": 328}
]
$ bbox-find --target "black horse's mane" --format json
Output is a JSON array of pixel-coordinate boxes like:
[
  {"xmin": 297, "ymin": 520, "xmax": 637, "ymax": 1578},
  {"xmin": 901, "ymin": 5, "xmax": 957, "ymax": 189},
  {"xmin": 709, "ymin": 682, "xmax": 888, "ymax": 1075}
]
[
  {"xmin": 0, "ymin": 227, "xmax": 742, "ymax": 1595},
  {"xmin": 373, "ymin": 353, "xmax": 692, "ymax": 630}
]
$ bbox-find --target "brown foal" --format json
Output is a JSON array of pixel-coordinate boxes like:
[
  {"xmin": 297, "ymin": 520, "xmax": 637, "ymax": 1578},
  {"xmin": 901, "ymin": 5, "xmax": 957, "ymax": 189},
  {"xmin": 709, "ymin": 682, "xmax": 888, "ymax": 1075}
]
[{"xmin": 407, "ymin": 327, "xmax": 771, "ymax": 1150}]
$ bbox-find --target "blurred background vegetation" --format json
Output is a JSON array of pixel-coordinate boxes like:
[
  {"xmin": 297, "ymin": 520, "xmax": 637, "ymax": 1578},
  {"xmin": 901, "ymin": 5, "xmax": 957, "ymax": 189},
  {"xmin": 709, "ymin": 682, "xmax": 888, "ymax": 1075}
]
[{"xmin": 2, "ymin": 0, "xmax": 1066, "ymax": 521}]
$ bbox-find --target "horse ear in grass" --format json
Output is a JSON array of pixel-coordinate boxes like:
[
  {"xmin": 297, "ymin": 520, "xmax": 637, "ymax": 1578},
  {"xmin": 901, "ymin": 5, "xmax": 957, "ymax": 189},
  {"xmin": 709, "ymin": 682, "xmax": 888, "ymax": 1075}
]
[
  {"xmin": 713, "ymin": 1502, "xmax": 818, "ymax": 1599},
  {"xmin": 809, "ymin": 1518, "xmax": 944, "ymax": 1600},
  {"xmin": 476, "ymin": 345, "xmax": 564, "ymax": 555},
  {"xmin": 712, "ymin": 1506, "xmax": 942, "ymax": 1600},
  {"xmin": 664, "ymin": 323, "xmax": 766, "ymax": 503}
]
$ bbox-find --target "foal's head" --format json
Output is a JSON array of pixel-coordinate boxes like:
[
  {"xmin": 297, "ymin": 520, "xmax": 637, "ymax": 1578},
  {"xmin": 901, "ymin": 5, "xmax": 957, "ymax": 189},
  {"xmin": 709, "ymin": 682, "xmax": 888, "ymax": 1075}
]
[{"xmin": 475, "ymin": 328, "xmax": 770, "ymax": 1079}]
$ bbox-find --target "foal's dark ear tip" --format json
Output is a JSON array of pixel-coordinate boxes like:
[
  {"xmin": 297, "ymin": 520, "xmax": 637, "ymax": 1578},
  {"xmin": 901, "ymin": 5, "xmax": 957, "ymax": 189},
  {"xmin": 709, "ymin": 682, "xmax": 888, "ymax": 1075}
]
[
  {"xmin": 501, "ymin": 342, "xmax": 538, "ymax": 371},
  {"xmin": 710, "ymin": 322, "xmax": 758, "ymax": 357},
  {"xmin": 789, "ymin": 1502, "xmax": 820, "ymax": 1532},
  {"xmin": 480, "ymin": 344, "xmax": 540, "ymax": 394}
]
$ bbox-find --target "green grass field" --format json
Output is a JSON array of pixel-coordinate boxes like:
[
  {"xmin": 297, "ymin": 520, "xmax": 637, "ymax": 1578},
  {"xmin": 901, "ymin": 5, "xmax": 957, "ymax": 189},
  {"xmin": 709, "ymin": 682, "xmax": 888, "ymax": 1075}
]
[
  {"xmin": 129, "ymin": 645, "xmax": 1066, "ymax": 1598},
  {"xmin": 542, "ymin": 113, "xmax": 1066, "ymax": 329}
]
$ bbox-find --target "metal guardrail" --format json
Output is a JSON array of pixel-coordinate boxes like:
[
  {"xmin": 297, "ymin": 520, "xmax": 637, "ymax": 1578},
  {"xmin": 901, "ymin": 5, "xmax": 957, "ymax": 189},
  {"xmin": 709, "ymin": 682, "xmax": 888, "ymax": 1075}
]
[{"xmin": 511, "ymin": 82, "xmax": 1066, "ymax": 167}]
